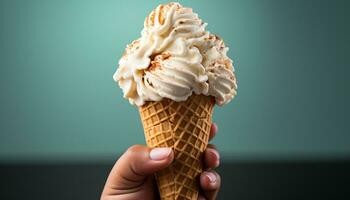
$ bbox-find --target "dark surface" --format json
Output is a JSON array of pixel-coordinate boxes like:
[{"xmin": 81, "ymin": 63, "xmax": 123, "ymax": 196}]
[{"xmin": 1, "ymin": 160, "xmax": 349, "ymax": 200}]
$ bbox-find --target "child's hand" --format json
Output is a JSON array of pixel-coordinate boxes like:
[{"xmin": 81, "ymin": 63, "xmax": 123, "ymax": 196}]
[{"xmin": 101, "ymin": 123, "xmax": 220, "ymax": 200}]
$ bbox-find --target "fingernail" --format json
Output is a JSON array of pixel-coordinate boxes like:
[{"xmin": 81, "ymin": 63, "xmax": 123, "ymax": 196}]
[
  {"xmin": 213, "ymin": 123, "xmax": 218, "ymax": 131},
  {"xmin": 150, "ymin": 147, "xmax": 172, "ymax": 160},
  {"xmin": 206, "ymin": 172, "xmax": 216, "ymax": 183},
  {"xmin": 211, "ymin": 149, "xmax": 220, "ymax": 167}
]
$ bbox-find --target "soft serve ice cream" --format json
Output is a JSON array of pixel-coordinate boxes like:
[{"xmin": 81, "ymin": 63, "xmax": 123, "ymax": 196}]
[{"xmin": 113, "ymin": 2, "xmax": 237, "ymax": 106}]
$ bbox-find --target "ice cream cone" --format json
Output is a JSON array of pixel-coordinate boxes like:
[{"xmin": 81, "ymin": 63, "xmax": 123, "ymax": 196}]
[
  {"xmin": 139, "ymin": 94, "xmax": 214, "ymax": 200},
  {"xmin": 114, "ymin": 2, "xmax": 237, "ymax": 199}
]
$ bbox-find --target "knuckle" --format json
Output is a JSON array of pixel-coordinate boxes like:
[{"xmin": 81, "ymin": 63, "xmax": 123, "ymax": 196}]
[
  {"xmin": 126, "ymin": 144, "xmax": 143, "ymax": 154},
  {"xmin": 124, "ymin": 145, "xmax": 147, "ymax": 164},
  {"xmin": 123, "ymin": 145, "xmax": 147, "ymax": 175}
]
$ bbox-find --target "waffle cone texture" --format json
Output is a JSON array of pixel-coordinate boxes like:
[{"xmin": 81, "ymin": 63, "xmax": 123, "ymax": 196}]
[{"xmin": 139, "ymin": 94, "xmax": 214, "ymax": 200}]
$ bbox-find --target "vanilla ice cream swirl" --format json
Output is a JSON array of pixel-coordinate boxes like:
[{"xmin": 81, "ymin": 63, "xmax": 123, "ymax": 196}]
[{"xmin": 114, "ymin": 2, "xmax": 237, "ymax": 106}]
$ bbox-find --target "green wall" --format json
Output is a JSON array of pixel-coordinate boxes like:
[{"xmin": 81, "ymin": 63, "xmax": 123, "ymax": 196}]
[{"xmin": 0, "ymin": 0, "xmax": 349, "ymax": 161}]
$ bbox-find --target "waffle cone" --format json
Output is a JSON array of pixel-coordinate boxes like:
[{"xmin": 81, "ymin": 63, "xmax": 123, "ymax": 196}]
[{"xmin": 139, "ymin": 94, "xmax": 214, "ymax": 200}]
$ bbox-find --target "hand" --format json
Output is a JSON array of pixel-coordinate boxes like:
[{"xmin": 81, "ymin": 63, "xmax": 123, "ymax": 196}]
[{"xmin": 101, "ymin": 123, "xmax": 221, "ymax": 200}]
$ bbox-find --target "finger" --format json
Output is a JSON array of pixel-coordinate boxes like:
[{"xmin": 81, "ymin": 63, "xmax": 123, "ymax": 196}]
[
  {"xmin": 207, "ymin": 144, "xmax": 217, "ymax": 150},
  {"xmin": 200, "ymin": 170, "xmax": 221, "ymax": 200},
  {"xmin": 209, "ymin": 123, "xmax": 218, "ymax": 141},
  {"xmin": 104, "ymin": 145, "xmax": 174, "ymax": 189},
  {"xmin": 203, "ymin": 147, "xmax": 220, "ymax": 169}
]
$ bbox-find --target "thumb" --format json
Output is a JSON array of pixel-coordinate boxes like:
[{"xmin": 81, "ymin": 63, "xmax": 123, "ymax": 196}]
[{"xmin": 104, "ymin": 145, "xmax": 174, "ymax": 190}]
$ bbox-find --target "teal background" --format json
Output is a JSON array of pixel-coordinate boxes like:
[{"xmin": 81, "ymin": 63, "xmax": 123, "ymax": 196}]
[{"xmin": 0, "ymin": 0, "xmax": 349, "ymax": 162}]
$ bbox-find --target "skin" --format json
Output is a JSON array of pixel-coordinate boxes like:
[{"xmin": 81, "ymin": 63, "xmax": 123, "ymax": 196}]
[{"xmin": 101, "ymin": 123, "xmax": 221, "ymax": 200}]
